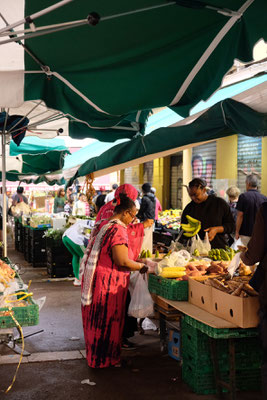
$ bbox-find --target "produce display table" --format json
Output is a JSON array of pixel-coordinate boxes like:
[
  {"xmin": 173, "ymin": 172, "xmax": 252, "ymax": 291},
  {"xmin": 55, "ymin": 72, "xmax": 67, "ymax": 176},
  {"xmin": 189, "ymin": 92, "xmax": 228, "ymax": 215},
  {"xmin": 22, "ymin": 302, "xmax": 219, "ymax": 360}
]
[{"xmin": 156, "ymin": 296, "xmax": 260, "ymax": 400}]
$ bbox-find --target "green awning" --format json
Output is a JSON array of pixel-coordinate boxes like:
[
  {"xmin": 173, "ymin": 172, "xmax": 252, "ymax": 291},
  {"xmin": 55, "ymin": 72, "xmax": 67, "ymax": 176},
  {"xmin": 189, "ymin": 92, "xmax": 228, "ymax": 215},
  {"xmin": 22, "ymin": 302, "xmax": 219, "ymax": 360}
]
[
  {"xmin": 0, "ymin": 137, "xmax": 69, "ymax": 183},
  {"xmin": 5, "ymin": 0, "xmax": 266, "ymax": 141},
  {"xmin": 67, "ymin": 98, "xmax": 267, "ymax": 183}
]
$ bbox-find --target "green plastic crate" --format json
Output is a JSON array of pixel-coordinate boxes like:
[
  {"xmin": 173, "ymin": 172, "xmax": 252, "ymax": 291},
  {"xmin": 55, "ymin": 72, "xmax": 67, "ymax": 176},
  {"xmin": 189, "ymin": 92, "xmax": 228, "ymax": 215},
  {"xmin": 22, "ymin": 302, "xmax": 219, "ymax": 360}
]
[
  {"xmin": 148, "ymin": 274, "xmax": 159, "ymax": 294},
  {"xmin": 184, "ymin": 314, "xmax": 258, "ymax": 339},
  {"xmin": 148, "ymin": 274, "xmax": 188, "ymax": 300},
  {"xmin": 181, "ymin": 320, "xmax": 261, "ymax": 371},
  {"xmin": 182, "ymin": 359, "xmax": 261, "ymax": 395},
  {"xmin": 0, "ymin": 298, "xmax": 39, "ymax": 329}
]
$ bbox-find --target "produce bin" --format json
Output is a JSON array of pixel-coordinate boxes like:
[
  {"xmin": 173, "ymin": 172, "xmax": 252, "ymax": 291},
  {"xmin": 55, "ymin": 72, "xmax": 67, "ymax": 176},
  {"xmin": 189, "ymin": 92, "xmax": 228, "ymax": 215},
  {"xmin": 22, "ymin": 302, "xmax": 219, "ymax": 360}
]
[
  {"xmin": 29, "ymin": 227, "xmax": 48, "ymax": 267},
  {"xmin": 46, "ymin": 237, "xmax": 73, "ymax": 278},
  {"xmin": 0, "ymin": 298, "xmax": 39, "ymax": 329},
  {"xmin": 148, "ymin": 274, "xmax": 188, "ymax": 301},
  {"xmin": 181, "ymin": 319, "xmax": 261, "ymax": 394}
]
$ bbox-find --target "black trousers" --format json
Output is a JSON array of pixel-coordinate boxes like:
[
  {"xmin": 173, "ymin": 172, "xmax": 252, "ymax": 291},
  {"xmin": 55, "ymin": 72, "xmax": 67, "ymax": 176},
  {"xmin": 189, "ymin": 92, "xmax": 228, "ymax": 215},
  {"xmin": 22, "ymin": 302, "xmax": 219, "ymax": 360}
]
[
  {"xmin": 123, "ymin": 290, "xmax": 137, "ymax": 340},
  {"xmin": 259, "ymin": 310, "xmax": 267, "ymax": 396}
]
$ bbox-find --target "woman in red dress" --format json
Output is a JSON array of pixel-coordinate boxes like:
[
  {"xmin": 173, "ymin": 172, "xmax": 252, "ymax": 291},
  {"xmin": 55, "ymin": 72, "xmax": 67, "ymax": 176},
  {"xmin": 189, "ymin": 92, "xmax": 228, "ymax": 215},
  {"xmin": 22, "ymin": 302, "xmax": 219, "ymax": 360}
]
[{"xmin": 80, "ymin": 194, "xmax": 148, "ymax": 368}]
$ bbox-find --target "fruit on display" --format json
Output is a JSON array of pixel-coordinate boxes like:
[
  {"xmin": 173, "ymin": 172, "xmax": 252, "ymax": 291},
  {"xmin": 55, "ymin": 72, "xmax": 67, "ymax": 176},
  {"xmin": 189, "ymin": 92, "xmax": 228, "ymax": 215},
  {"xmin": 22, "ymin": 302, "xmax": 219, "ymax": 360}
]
[
  {"xmin": 158, "ymin": 209, "xmax": 181, "ymax": 230},
  {"xmin": 155, "ymin": 250, "xmax": 160, "ymax": 258},
  {"xmin": 0, "ymin": 261, "xmax": 15, "ymax": 287},
  {"xmin": 208, "ymin": 247, "xmax": 236, "ymax": 261},
  {"xmin": 30, "ymin": 213, "xmax": 52, "ymax": 228},
  {"xmin": 140, "ymin": 249, "xmax": 152, "ymax": 259},
  {"xmin": 181, "ymin": 215, "xmax": 201, "ymax": 237}
]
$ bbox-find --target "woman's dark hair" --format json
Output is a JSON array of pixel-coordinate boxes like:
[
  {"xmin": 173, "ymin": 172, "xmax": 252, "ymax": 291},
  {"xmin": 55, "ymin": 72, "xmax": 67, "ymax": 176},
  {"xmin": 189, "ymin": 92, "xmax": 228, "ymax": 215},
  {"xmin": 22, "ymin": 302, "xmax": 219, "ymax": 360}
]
[
  {"xmin": 17, "ymin": 186, "xmax": 24, "ymax": 194},
  {"xmin": 114, "ymin": 193, "xmax": 135, "ymax": 214},
  {"xmin": 57, "ymin": 188, "xmax": 65, "ymax": 197},
  {"xmin": 95, "ymin": 194, "xmax": 106, "ymax": 210},
  {"xmin": 188, "ymin": 178, "xmax": 207, "ymax": 190}
]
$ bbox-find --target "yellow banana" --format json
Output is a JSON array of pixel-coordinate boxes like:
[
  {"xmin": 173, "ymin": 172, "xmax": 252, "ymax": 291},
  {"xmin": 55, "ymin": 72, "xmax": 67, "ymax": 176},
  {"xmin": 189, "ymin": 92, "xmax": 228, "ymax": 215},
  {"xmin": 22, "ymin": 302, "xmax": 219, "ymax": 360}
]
[
  {"xmin": 186, "ymin": 215, "xmax": 200, "ymax": 226},
  {"xmin": 181, "ymin": 224, "xmax": 196, "ymax": 232}
]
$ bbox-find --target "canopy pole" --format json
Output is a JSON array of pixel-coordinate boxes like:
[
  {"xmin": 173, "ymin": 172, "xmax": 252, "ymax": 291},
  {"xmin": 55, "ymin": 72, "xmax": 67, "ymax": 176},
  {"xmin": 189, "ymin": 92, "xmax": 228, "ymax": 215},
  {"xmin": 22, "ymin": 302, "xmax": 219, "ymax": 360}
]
[
  {"xmin": 1, "ymin": 108, "xmax": 8, "ymax": 258},
  {"xmin": 0, "ymin": 0, "xmax": 74, "ymax": 35},
  {"xmin": 170, "ymin": 0, "xmax": 255, "ymax": 106}
]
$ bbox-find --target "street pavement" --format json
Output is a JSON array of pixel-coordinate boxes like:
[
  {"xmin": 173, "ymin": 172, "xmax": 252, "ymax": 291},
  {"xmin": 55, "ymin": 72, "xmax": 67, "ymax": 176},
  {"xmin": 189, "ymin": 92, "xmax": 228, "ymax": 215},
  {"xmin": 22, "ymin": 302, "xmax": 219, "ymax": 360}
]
[{"xmin": 0, "ymin": 246, "xmax": 263, "ymax": 400}]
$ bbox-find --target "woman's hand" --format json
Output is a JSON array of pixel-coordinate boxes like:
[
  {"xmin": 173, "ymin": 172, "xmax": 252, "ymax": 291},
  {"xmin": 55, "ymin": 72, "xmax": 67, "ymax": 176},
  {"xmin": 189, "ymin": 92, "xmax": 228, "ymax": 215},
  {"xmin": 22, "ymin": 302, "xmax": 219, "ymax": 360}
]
[
  {"xmin": 204, "ymin": 226, "xmax": 224, "ymax": 242},
  {"xmin": 143, "ymin": 219, "xmax": 154, "ymax": 229},
  {"xmin": 139, "ymin": 264, "xmax": 148, "ymax": 274}
]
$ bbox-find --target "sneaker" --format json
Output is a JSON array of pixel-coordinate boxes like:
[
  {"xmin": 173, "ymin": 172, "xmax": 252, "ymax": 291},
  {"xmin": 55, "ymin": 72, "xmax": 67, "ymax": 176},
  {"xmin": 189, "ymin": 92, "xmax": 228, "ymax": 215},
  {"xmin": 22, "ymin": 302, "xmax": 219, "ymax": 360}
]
[
  {"xmin": 73, "ymin": 278, "xmax": 81, "ymax": 286},
  {"xmin": 121, "ymin": 339, "xmax": 136, "ymax": 350}
]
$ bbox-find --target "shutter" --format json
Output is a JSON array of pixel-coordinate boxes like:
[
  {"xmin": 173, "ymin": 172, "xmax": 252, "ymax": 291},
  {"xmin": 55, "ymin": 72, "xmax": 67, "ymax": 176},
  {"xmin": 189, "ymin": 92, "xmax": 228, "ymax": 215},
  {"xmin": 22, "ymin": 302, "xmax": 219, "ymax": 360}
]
[
  {"xmin": 192, "ymin": 141, "xmax": 216, "ymax": 188},
  {"xmin": 237, "ymin": 135, "xmax": 262, "ymax": 192},
  {"xmin": 170, "ymin": 153, "xmax": 183, "ymax": 209},
  {"xmin": 124, "ymin": 167, "xmax": 140, "ymax": 186},
  {"xmin": 143, "ymin": 161, "xmax": 153, "ymax": 183}
]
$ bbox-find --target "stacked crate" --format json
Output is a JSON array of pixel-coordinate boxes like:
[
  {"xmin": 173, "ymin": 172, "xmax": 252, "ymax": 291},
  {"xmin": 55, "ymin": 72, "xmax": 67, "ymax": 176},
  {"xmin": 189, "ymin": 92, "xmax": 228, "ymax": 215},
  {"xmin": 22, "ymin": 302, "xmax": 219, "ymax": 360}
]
[
  {"xmin": 46, "ymin": 237, "xmax": 73, "ymax": 278},
  {"xmin": 23, "ymin": 226, "xmax": 32, "ymax": 262},
  {"xmin": 29, "ymin": 227, "xmax": 47, "ymax": 267},
  {"xmin": 181, "ymin": 319, "xmax": 261, "ymax": 395},
  {"xmin": 14, "ymin": 219, "xmax": 23, "ymax": 252}
]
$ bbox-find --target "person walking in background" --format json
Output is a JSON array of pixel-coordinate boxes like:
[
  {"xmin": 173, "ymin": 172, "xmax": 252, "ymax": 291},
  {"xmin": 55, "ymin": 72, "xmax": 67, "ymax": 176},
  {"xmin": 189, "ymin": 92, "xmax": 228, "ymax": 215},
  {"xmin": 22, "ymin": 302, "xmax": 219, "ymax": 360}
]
[
  {"xmin": 53, "ymin": 188, "xmax": 66, "ymax": 214},
  {"xmin": 73, "ymin": 193, "xmax": 90, "ymax": 216},
  {"xmin": 137, "ymin": 183, "xmax": 156, "ymax": 222},
  {"xmin": 235, "ymin": 174, "xmax": 267, "ymax": 246},
  {"xmin": 104, "ymin": 183, "xmax": 118, "ymax": 204},
  {"xmin": 151, "ymin": 187, "xmax": 162, "ymax": 221},
  {"xmin": 12, "ymin": 186, "xmax": 28, "ymax": 206},
  {"xmin": 226, "ymin": 186, "xmax": 240, "ymax": 223}
]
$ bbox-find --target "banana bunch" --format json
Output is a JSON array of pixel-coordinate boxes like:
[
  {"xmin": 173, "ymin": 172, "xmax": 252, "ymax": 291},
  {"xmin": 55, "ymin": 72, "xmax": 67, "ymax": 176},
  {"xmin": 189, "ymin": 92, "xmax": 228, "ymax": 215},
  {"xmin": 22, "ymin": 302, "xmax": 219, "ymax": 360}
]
[
  {"xmin": 181, "ymin": 215, "xmax": 201, "ymax": 237},
  {"xmin": 140, "ymin": 249, "xmax": 152, "ymax": 258},
  {"xmin": 208, "ymin": 247, "xmax": 236, "ymax": 261}
]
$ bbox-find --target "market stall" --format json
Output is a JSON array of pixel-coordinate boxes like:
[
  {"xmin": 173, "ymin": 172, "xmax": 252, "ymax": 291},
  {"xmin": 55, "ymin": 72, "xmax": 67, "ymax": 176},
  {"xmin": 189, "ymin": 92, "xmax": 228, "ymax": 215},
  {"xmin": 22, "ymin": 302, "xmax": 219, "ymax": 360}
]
[
  {"xmin": 14, "ymin": 211, "xmax": 96, "ymax": 278},
  {"xmin": 146, "ymin": 225, "xmax": 260, "ymax": 398}
]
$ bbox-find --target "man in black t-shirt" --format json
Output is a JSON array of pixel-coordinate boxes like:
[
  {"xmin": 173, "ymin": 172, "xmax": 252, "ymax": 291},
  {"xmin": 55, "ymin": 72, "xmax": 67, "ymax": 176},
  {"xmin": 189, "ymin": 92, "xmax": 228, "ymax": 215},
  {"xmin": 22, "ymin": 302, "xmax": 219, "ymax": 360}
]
[{"xmin": 235, "ymin": 174, "xmax": 267, "ymax": 246}]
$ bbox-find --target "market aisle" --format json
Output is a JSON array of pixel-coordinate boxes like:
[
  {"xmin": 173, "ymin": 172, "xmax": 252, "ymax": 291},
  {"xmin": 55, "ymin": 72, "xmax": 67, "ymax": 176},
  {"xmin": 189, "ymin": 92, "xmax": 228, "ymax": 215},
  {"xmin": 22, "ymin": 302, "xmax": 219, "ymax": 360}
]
[{"xmin": 2, "ymin": 246, "xmax": 84, "ymax": 354}]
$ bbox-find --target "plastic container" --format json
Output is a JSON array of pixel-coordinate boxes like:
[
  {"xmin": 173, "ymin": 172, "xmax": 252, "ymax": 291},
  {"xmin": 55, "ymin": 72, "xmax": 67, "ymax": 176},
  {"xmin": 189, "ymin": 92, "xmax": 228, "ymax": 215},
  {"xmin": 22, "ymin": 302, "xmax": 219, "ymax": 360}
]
[{"xmin": 148, "ymin": 274, "xmax": 188, "ymax": 301}]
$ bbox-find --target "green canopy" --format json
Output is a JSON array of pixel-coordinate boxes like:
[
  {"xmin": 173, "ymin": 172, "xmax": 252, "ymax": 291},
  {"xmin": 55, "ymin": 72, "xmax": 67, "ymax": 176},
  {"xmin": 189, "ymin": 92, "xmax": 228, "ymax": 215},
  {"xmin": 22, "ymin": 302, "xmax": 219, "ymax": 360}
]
[
  {"xmin": 4, "ymin": 0, "xmax": 266, "ymax": 141},
  {"xmin": 66, "ymin": 98, "xmax": 267, "ymax": 184},
  {"xmin": 0, "ymin": 137, "xmax": 69, "ymax": 183}
]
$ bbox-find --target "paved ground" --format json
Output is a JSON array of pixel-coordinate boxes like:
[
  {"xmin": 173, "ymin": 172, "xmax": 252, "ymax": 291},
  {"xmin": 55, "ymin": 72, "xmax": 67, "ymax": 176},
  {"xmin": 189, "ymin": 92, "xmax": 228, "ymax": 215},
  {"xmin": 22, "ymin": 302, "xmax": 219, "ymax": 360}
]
[{"xmin": 0, "ymin": 246, "xmax": 263, "ymax": 399}]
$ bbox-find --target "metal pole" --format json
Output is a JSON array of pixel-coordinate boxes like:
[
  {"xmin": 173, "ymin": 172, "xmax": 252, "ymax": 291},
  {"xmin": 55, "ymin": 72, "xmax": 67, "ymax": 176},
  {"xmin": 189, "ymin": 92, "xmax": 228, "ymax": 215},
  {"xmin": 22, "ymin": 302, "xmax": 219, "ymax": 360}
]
[
  {"xmin": 1, "ymin": 108, "xmax": 8, "ymax": 258},
  {"xmin": 0, "ymin": 0, "xmax": 74, "ymax": 35}
]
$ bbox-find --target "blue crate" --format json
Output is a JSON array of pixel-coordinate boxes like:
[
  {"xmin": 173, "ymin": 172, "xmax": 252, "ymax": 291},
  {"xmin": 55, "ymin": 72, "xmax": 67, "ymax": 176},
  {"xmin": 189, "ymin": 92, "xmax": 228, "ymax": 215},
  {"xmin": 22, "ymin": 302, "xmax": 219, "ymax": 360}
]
[{"xmin": 168, "ymin": 329, "xmax": 181, "ymax": 361}]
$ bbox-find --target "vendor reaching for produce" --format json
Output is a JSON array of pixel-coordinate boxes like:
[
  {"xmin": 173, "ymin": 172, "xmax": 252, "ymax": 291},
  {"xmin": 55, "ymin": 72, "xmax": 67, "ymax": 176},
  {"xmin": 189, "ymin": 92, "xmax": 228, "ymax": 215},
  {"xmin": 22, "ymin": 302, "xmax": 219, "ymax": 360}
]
[{"xmin": 180, "ymin": 178, "xmax": 235, "ymax": 249}]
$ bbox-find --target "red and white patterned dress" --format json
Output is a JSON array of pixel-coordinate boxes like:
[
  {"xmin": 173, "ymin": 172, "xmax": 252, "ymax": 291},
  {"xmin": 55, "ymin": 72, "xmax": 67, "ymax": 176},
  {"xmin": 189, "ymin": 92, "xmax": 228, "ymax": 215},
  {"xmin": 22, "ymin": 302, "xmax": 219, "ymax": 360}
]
[{"xmin": 81, "ymin": 222, "xmax": 130, "ymax": 368}]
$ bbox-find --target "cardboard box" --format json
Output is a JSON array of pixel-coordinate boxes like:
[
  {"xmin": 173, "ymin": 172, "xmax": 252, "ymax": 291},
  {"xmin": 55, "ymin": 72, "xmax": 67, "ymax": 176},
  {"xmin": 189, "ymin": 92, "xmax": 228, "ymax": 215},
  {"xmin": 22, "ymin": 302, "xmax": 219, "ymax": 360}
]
[
  {"xmin": 211, "ymin": 287, "xmax": 260, "ymax": 328},
  {"xmin": 188, "ymin": 278, "xmax": 213, "ymax": 312},
  {"xmin": 168, "ymin": 329, "xmax": 181, "ymax": 361},
  {"xmin": 189, "ymin": 278, "xmax": 260, "ymax": 328}
]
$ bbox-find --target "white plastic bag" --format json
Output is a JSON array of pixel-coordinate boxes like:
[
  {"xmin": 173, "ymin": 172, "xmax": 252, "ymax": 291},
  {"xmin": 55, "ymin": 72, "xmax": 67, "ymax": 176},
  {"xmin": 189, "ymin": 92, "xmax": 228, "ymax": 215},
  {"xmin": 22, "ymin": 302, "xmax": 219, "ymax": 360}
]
[
  {"xmin": 227, "ymin": 252, "xmax": 241, "ymax": 278},
  {"xmin": 128, "ymin": 274, "xmax": 154, "ymax": 318},
  {"xmin": 141, "ymin": 226, "xmax": 153, "ymax": 254},
  {"xmin": 190, "ymin": 233, "xmax": 211, "ymax": 256},
  {"xmin": 231, "ymin": 238, "xmax": 243, "ymax": 251}
]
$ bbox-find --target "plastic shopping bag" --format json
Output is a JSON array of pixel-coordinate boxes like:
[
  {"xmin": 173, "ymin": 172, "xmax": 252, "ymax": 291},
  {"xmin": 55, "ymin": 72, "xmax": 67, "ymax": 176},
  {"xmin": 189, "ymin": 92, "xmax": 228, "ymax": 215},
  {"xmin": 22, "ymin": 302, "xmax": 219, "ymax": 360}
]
[
  {"xmin": 128, "ymin": 274, "xmax": 154, "ymax": 318},
  {"xmin": 190, "ymin": 232, "xmax": 211, "ymax": 256},
  {"xmin": 227, "ymin": 252, "xmax": 241, "ymax": 278},
  {"xmin": 231, "ymin": 238, "xmax": 243, "ymax": 251},
  {"xmin": 141, "ymin": 226, "xmax": 153, "ymax": 254}
]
